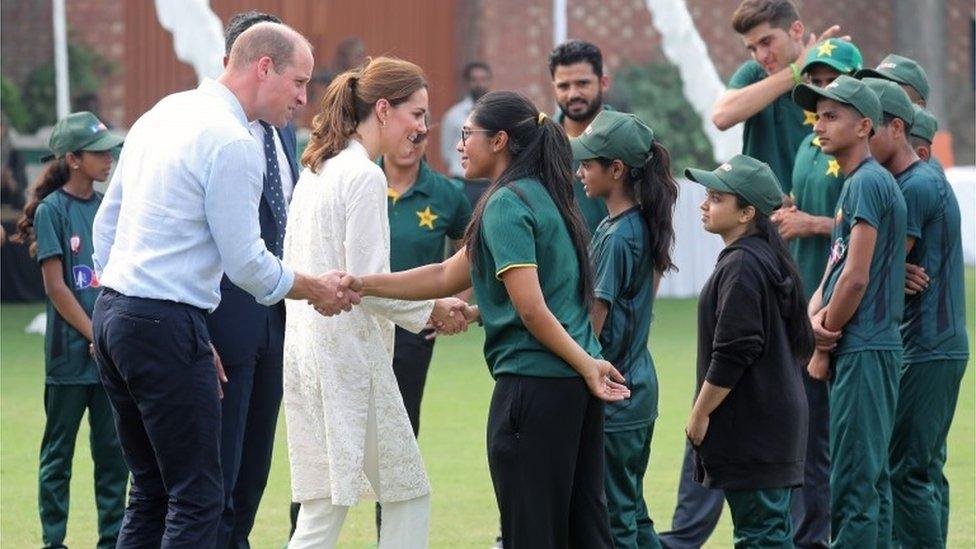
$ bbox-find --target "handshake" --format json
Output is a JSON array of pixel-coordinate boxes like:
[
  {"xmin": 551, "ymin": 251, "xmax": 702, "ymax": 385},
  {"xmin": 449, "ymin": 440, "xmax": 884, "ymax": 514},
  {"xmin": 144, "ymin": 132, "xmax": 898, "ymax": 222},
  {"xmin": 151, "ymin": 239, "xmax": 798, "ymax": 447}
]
[{"xmin": 305, "ymin": 271, "xmax": 479, "ymax": 336}]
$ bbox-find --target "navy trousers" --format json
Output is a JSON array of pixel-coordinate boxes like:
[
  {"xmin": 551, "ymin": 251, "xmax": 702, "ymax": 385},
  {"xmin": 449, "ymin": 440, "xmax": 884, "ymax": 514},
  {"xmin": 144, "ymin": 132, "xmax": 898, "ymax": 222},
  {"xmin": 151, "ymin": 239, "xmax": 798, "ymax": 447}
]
[
  {"xmin": 212, "ymin": 308, "xmax": 284, "ymax": 549},
  {"xmin": 92, "ymin": 289, "xmax": 223, "ymax": 548}
]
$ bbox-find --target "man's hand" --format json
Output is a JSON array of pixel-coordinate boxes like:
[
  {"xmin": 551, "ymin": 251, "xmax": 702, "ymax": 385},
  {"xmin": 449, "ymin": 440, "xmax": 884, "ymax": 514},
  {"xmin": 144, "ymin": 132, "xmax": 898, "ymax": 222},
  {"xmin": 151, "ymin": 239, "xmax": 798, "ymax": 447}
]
[
  {"xmin": 583, "ymin": 359, "xmax": 631, "ymax": 402},
  {"xmin": 807, "ymin": 348, "xmax": 831, "ymax": 381},
  {"xmin": 425, "ymin": 304, "xmax": 480, "ymax": 340},
  {"xmin": 905, "ymin": 263, "xmax": 929, "ymax": 295},
  {"xmin": 428, "ymin": 297, "xmax": 472, "ymax": 335},
  {"xmin": 797, "ymin": 25, "xmax": 848, "ymax": 67},
  {"xmin": 810, "ymin": 308, "xmax": 842, "ymax": 351},
  {"xmin": 773, "ymin": 206, "xmax": 816, "ymax": 240},
  {"xmin": 309, "ymin": 270, "xmax": 362, "ymax": 316},
  {"xmin": 685, "ymin": 411, "xmax": 709, "ymax": 447},
  {"xmin": 211, "ymin": 342, "xmax": 227, "ymax": 399}
]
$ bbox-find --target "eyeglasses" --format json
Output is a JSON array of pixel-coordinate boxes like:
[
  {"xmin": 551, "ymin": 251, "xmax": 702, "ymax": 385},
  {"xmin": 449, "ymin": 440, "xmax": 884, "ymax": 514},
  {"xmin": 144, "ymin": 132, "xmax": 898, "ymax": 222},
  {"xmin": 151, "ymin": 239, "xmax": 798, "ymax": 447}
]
[{"xmin": 461, "ymin": 127, "xmax": 494, "ymax": 146}]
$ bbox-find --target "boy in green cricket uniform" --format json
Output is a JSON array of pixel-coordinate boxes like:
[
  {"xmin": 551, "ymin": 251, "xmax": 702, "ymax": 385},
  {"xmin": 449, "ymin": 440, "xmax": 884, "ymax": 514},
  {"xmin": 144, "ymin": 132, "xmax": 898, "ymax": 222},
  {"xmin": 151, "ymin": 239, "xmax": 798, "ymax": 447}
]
[
  {"xmin": 13, "ymin": 112, "xmax": 128, "ymax": 549},
  {"xmin": 793, "ymin": 76, "xmax": 907, "ymax": 548},
  {"xmin": 908, "ymin": 105, "xmax": 945, "ymax": 175},
  {"xmin": 573, "ymin": 111, "xmax": 679, "ymax": 549},
  {"xmin": 860, "ymin": 77, "xmax": 969, "ymax": 548}
]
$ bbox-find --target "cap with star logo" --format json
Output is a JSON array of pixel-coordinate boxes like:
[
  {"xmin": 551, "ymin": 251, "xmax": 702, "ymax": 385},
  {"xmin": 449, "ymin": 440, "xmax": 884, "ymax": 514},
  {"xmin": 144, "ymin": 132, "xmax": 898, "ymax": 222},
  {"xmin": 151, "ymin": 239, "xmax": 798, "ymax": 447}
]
[
  {"xmin": 802, "ymin": 39, "xmax": 863, "ymax": 75},
  {"xmin": 42, "ymin": 111, "xmax": 124, "ymax": 162},
  {"xmin": 792, "ymin": 75, "xmax": 883, "ymax": 130},
  {"xmin": 854, "ymin": 54, "xmax": 930, "ymax": 101},
  {"xmin": 570, "ymin": 110, "xmax": 654, "ymax": 168},
  {"xmin": 684, "ymin": 154, "xmax": 784, "ymax": 216}
]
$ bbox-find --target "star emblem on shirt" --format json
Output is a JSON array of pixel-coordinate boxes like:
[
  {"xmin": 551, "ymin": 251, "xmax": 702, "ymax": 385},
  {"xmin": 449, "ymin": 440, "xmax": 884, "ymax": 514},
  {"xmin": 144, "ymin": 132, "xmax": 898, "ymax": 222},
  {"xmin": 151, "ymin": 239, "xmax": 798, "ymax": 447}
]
[
  {"xmin": 826, "ymin": 159, "xmax": 841, "ymax": 177},
  {"xmin": 803, "ymin": 110, "xmax": 818, "ymax": 126},
  {"xmin": 417, "ymin": 206, "xmax": 438, "ymax": 230},
  {"xmin": 817, "ymin": 40, "xmax": 838, "ymax": 57}
]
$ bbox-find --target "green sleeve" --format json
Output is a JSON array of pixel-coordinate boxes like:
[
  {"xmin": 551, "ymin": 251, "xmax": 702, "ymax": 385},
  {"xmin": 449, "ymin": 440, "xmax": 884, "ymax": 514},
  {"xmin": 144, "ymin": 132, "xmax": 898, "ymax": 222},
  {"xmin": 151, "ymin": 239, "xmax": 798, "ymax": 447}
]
[
  {"xmin": 482, "ymin": 189, "xmax": 537, "ymax": 278},
  {"xmin": 448, "ymin": 186, "xmax": 474, "ymax": 240},
  {"xmin": 849, "ymin": 173, "xmax": 889, "ymax": 230},
  {"xmin": 33, "ymin": 202, "xmax": 63, "ymax": 263},
  {"xmin": 900, "ymin": 176, "xmax": 934, "ymax": 240},
  {"xmin": 728, "ymin": 60, "xmax": 763, "ymax": 90},
  {"xmin": 593, "ymin": 234, "xmax": 632, "ymax": 306}
]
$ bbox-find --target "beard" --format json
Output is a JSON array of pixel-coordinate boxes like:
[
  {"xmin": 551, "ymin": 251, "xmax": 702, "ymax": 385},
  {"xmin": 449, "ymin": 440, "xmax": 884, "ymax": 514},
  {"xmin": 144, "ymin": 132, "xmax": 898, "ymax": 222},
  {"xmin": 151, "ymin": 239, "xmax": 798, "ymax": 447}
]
[
  {"xmin": 470, "ymin": 87, "xmax": 489, "ymax": 102},
  {"xmin": 558, "ymin": 90, "xmax": 603, "ymax": 123}
]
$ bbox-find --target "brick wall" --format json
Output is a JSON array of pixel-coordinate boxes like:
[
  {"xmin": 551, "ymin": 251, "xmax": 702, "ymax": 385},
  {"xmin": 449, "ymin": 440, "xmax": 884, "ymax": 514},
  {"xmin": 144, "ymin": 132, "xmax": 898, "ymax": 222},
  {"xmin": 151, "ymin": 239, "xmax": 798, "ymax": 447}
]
[
  {"xmin": 65, "ymin": 0, "xmax": 125, "ymax": 127},
  {"xmin": 0, "ymin": 1, "xmax": 53, "ymax": 88}
]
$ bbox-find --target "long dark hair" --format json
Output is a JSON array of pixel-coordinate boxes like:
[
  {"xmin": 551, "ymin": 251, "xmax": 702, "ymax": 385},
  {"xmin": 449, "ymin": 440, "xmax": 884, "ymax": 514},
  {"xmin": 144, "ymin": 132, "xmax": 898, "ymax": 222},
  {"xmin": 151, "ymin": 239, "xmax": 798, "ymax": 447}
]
[
  {"xmin": 595, "ymin": 140, "xmax": 678, "ymax": 273},
  {"xmin": 12, "ymin": 157, "xmax": 73, "ymax": 256},
  {"xmin": 737, "ymin": 196, "xmax": 815, "ymax": 362},
  {"xmin": 463, "ymin": 91, "xmax": 594, "ymax": 304}
]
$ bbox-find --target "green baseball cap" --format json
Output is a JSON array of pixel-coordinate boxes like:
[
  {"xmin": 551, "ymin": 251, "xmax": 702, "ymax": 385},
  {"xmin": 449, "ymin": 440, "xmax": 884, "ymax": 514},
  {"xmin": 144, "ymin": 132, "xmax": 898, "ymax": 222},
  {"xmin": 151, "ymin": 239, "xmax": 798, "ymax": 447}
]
[
  {"xmin": 854, "ymin": 54, "xmax": 930, "ymax": 101},
  {"xmin": 42, "ymin": 111, "xmax": 124, "ymax": 162},
  {"xmin": 908, "ymin": 105, "xmax": 938, "ymax": 143},
  {"xmin": 570, "ymin": 110, "xmax": 653, "ymax": 168},
  {"xmin": 684, "ymin": 154, "xmax": 783, "ymax": 216},
  {"xmin": 792, "ymin": 74, "xmax": 883, "ymax": 130},
  {"xmin": 860, "ymin": 77, "xmax": 915, "ymax": 129},
  {"xmin": 802, "ymin": 39, "xmax": 863, "ymax": 75}
]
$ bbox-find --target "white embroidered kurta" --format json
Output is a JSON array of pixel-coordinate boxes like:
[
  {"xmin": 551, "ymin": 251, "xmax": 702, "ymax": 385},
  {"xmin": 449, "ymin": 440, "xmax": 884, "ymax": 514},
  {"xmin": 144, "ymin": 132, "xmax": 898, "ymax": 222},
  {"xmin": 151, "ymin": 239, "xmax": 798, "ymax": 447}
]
[{"xmin": 282, "ymin": 139, "xmax": 435, "ymax": 506}]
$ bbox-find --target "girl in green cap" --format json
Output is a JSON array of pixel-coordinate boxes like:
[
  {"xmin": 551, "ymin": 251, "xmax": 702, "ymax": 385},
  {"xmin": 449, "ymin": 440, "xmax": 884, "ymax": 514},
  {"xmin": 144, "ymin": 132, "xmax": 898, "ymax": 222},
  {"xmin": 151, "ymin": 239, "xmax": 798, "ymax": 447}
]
[
  {"xmin": 342, "ymin": 90, "xmax": 629, "ymax": 548},
  {"xmin": 12, "ymin": 111, "xmax": 127, "ymax": 549},
  {"xmin": 573, "ymin": 110, "xmax": 678, "ymax": 549},
  {"xmin": 684, "ymin": 155, "xmax": 814, "ymax": 548}
]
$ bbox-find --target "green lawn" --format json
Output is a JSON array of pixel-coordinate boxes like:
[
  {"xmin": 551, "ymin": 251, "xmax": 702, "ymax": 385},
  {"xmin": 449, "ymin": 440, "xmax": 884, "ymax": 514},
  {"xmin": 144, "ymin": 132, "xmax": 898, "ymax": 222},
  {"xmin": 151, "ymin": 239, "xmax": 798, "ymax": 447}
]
[{"xmin": 2, "ymin": 270, "xmax": 974, "ymax": 547}]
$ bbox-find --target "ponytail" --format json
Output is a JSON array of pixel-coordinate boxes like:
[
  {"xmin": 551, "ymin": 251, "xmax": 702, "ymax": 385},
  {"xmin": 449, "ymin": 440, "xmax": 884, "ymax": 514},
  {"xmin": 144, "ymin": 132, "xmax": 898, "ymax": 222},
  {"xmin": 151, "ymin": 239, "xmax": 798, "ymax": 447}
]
[
  {"xmin": 301, "ymin": 56, "xmax": 428, "ymax": 172},
  {"xmin": 636, "ymin": 141, "xmax": 678, "ymax": 273},
  {"xmin": 737, "ymin": 198, "xmax": 815, "ymax": 363},
  {"xmin": 12, "ymin": 158, "xmax": 72, "ymax": 256},
  {"xmin": 463, "ymin": 91, "xmax": 594, "ymax": 305}
]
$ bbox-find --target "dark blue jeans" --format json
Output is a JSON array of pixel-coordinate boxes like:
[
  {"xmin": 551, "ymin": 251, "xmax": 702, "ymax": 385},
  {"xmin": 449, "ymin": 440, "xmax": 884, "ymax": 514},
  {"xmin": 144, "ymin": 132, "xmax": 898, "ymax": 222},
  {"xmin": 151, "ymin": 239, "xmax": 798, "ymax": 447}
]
[{"xmin": 92, "ymin": 289, "xmax": 222, "ymax": 548}]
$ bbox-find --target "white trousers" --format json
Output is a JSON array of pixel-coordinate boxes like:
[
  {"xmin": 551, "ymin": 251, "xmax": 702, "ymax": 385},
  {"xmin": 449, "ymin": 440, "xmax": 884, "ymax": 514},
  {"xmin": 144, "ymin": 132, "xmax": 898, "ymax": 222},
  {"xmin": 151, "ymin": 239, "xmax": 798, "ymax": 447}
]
[{"xmin": 289, "ymin": 390, "xmax": 431, "ymax": 548}]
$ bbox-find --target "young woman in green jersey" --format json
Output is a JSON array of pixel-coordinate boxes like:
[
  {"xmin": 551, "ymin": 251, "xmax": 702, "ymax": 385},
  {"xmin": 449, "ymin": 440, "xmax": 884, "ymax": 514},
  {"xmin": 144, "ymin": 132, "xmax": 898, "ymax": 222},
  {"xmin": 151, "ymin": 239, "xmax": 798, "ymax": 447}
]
[
  {"xmin": 12, "ymin": 112, "xmax": 128, "ymax": 549},
  {"xmin": 343, "ymin": 90, "xmax": 628, "ymax": 548},
  {"xmin": 572, "ymin": 110, "xmax": 678, "ymax": 549}
]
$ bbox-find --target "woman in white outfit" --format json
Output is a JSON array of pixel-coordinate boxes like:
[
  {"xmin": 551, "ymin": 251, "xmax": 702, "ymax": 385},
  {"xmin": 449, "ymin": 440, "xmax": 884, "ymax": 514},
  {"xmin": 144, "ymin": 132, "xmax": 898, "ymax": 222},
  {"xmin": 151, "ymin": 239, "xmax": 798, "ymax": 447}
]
[{"xmin": 283, "ymin": 56, "xmax": 471, "ymax": 548}]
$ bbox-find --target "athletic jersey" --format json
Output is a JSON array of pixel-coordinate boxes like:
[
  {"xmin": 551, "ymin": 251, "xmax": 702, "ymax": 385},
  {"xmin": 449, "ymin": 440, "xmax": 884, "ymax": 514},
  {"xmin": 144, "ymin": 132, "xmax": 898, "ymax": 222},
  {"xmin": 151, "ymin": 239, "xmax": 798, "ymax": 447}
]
[
  {"xmin": 789, "ymin": 133, "xmax": 845, "ymax": 300},
  {"xmin": 33, "ymin": 188, "xmax": 103, "ymax": 384},
  {"xmin": 385, "ymin": 160, "xmax": 472, "ymax": 272},
  {"xmin": 559, "ymin": 107, "xmax": 611, "ymax": 235},
  {"xmin": 896, "ymin": 161, "xmax": 969, "ymax": 362},
  {"xmin": 728, "ymin": 60, "xmax": 811, "ymax": 195},
  {"xmin": 822, "ymin": 157, "xmax": 907, "ymax": 355},
  {"xmin": 473, "ymin": 177, "xmax": 601, "ymax": 378},
  {"xmin": 590, "ymin": 207, "xmax": 657, "ymax": 431}
]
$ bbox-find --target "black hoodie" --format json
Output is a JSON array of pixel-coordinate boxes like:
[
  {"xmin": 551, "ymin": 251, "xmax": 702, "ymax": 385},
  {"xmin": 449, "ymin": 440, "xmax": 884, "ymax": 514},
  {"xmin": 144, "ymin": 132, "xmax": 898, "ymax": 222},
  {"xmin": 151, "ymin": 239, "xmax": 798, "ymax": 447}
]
[{"xmin": 693, "ymin": 235, "xmax": 807, "ymax": 490}]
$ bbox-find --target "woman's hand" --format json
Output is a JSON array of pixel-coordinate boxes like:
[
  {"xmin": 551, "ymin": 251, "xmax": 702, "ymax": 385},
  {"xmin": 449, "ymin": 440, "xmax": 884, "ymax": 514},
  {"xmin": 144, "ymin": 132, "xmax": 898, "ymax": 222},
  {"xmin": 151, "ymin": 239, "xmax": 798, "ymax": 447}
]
[
  {"xmin": 583, "ymin": 359, "xmax": 631, "ymax": 402},
  {"xmin": 807, "ymin": 348, "xmax": 831, "ymax": 381},
  {"xmin": 428, "ymin": 297, "xmax": 471, "ymax": 335},
  {"xmin": 685, "ymin": 411, "xmax": 709, "ymax": 447}
]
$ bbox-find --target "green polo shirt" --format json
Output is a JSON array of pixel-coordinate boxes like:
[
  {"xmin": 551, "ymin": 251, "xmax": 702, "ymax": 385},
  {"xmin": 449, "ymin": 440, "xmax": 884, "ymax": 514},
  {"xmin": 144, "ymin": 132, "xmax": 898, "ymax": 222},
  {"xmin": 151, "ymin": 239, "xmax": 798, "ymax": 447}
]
[
  {"xmin": 822, "ymin": 158, "xmax": 907, "ymax": 356},
  {"xmin": 789, "ymin": 133, "xmax": 845, "ymax": 300},
  {"xmin": 896, "ymin": 161, "xmax": 969, "ymax": 362},
  {"xmin": 728, "ymin": 60, "xmax": 812, "ymax": 195},
  {"xmin": 384, "ymin": 160, "xmax": 472, "ymax": 272},
  {"xmin": 33, "ymin": 189, "xmax": 103, "ymax": 385},
  {"xmin": 591, "ymin": 207, "xmax": 657, "ymax": 431},
  {"xmin": 473, "ymin": 177, "xmax": 602, "ymax": 378},
  {"xmin": 558, "ymin": 107, "xmax": 611, "ymax": 235}
]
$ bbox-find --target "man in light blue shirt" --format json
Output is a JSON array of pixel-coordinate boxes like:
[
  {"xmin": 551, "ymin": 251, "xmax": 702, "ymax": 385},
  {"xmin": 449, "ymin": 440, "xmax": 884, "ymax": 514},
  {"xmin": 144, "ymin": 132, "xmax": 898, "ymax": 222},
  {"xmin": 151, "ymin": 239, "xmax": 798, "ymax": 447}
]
[{"xmin": 90, "ymin": 22, "xmax": 356, "ymax": 547}]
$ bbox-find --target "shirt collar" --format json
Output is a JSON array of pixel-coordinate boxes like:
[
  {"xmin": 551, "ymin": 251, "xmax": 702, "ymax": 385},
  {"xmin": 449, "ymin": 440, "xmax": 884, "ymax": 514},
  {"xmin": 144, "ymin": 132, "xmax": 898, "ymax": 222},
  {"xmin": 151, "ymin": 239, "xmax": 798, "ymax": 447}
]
[
  {"xmin": 379, "ymin": 159, "xmax": 435, "ymax": 201},
  {"xmin": 199, "ymin": 78, "xmax": 249, "ymax": 127}
]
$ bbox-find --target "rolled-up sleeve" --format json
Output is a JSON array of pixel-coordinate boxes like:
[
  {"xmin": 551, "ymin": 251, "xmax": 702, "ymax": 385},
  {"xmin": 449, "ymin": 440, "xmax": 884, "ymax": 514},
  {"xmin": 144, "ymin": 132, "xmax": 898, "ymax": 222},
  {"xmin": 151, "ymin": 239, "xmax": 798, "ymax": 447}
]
[{"xmin": 204, "ymin": 138, "xmax": 294, "ymax": 305}]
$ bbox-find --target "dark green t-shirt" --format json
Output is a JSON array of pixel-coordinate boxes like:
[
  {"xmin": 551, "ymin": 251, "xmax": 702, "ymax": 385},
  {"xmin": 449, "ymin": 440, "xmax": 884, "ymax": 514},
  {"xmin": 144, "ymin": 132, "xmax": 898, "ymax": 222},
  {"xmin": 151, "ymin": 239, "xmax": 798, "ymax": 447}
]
[
  {"xmin": 558, "ymin": 108, "xmax": 611, "ymax": 235},
  {"xmin": 385, "ymin": 160, "xmax": 472, "ymax": 272},
  {"xmin": 896, "ymin": 161, "xmax": 969, "ymax": 362},
  {"xmin": 789, "ymin": 133, "xmax": 845, "ymax": 300},
  {"xmin": 591, "ymin": 207, "xmax": 657, "ymax": 431},
  {"xmin": 822, "ymin": 158, "xmax": 906, "ymax": 355},
  {"xmin": 473, "ymin": 177, "xmax": 602, "ymax": 378},
  {"xmin": 33, "ymin": 189, "xmax": 103, "ymax": 385},
  {"xmin": 728, "ymin": 60, "xmax": 812, "ymax": 195}
]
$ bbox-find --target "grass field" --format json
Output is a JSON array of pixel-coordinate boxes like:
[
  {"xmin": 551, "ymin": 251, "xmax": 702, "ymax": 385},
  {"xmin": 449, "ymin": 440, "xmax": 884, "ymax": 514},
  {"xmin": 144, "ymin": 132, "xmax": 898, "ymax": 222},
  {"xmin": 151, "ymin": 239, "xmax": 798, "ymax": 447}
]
[{"xmin": 2, "ymin": 270, "xmax": 973, "ymax": 548}]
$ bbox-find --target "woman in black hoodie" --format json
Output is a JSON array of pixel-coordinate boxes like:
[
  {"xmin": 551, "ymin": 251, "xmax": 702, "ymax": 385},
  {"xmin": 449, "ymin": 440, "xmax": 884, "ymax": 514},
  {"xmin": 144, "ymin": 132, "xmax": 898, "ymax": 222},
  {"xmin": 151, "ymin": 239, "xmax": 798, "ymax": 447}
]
[{"xmin": 683, "ymin": 154, "xmax": 815, "ymax": 548}]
